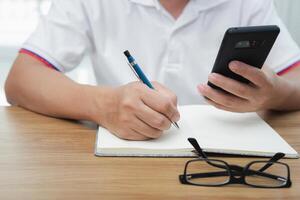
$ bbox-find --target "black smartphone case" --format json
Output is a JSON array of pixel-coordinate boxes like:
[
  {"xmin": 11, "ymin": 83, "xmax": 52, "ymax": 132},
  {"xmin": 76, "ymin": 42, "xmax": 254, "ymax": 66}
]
[{"xmin": 208, "ymin": 25, "xmax": 280, "ymax": 90}]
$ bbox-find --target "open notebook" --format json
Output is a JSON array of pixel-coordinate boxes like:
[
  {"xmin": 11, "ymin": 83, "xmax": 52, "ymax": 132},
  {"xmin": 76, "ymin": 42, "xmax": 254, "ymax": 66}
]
[{"xmin": 95, "ymin": 105, "xmax": 299, "ymax": 158}]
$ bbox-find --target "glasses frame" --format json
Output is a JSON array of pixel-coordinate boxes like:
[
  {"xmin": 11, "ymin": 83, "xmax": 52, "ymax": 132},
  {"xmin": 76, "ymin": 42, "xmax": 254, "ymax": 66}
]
[{"xmin": 179, "ymin": 138, "xmax": 292, "ymax": 188}]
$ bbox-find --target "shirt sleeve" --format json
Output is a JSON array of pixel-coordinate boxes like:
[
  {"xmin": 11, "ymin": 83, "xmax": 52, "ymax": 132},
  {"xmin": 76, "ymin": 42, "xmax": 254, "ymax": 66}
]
[
  {"xmin": 22, "ymin": 0, "xmax": 90, "ymax": 72},
  {"xmin": 245, "ymin": 0, "xmax": 300, "ymax": 73}
]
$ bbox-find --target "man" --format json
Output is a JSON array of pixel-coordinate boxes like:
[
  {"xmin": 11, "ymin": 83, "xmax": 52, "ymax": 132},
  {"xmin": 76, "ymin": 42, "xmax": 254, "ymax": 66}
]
[{"xmin": 5, "ymin": 0, "xmax": 300, "ymax": 140}]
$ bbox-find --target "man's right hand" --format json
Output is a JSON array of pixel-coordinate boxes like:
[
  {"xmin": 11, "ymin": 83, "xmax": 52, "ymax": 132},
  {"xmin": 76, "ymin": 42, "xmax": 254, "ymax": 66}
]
[
  {"xmin": 5, "ymin": 54, "xmax": 179, "ymax": 141},
  {"xmin": 93, "ymin": 81, "xmax": 180, "ymax": 141}
]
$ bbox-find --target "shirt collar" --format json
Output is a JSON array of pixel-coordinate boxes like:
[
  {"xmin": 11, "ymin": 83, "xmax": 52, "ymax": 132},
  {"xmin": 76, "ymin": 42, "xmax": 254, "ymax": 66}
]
[
  {"xmin": 129, "ymin": 0, "xmax": 159, "ymax": 9},
  {"xmin": 192, "ymin": 0, "xmax": 229, "ymax": 12},
  {"xmin": 128, "ymin": 0, "xmax": 229, "ymax": 11}
]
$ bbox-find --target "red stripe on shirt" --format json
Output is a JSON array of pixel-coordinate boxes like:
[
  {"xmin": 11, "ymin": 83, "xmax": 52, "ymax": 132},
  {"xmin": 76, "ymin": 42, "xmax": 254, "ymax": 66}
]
[
  {"xmin": 277, "ymin": 60, "xmax": 300, "ymax": 76},
  {"xmin": 19, "ymin": 49, "xmax": 60, "ymax": 71}
]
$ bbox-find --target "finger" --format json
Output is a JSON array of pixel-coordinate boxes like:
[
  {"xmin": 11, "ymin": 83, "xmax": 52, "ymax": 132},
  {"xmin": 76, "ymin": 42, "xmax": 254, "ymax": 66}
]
[
  {"xmin": 204, "ymin": 98, "xmax": 248, "ymax": 113},
  {"xmin": 115, "ymin": 129, "xmax": 150, "ymax": 141},
  {"xmin": 136, "ymin": 104, "xmax": 172, "ymax": 131},
  {"xmin": 152, "ymin": 81, "xmax": 178, "ymax": 105},
  {"xmin": 141, "ymin": 89, "xmax": 180, "ymax": 122},
  {"xmin": 229, "ymin": 61, "xmax": 267, "ymax": 87},
  {"xmin": 208, "ymin": 73, "xmax": 255, "ymax": 99},
  {"xmin": 197, "ymin": 84, "xmax": 248, "ymax": 109},
  {"xmin": 151, "ymin": 82, "xmax": 180, "ymax": 121},
  {"xmin": 132, "ymin": 116, "xmax": 164, "ymax": 139}
]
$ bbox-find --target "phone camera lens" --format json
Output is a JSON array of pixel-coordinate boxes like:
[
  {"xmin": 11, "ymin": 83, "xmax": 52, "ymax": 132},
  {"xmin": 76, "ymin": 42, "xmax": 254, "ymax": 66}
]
[{"xmin": 235, "ymin": 41, "xmax": 250, "ymax": 49}]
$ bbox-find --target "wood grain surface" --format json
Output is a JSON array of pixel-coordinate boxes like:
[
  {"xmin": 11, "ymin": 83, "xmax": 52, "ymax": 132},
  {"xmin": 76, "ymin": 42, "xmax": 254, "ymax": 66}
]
[{"xmin": 0, "ymin": 106, "xmax": 299, "ymax": 200}]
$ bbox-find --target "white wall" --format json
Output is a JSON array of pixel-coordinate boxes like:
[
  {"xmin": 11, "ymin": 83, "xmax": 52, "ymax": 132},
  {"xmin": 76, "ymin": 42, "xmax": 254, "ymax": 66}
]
[{"xmin": 275, "ymin": 0, "xmax": 300, "ymax": 45}]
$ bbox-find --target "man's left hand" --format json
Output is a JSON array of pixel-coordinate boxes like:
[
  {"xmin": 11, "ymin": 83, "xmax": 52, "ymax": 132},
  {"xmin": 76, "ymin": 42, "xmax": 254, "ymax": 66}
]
[{"xmin": 197, "ymin": 61, "xmax": 291, "ymax": 112}]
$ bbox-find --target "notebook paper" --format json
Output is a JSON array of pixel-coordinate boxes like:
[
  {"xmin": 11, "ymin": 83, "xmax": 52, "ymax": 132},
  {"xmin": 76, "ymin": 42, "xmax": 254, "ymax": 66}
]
[{"xmin": 95, "ymin": 105, "xmax": 298, "ymax": 158}]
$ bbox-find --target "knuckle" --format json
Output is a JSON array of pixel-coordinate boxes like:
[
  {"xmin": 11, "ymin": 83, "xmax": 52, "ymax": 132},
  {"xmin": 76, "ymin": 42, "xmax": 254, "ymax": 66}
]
[
  {"xmin": 119, "ymin": 115, "xmax": 130, "ymax": 124},
  {"xmin": 129, "ymin": 81, "xmax": 143, "ymax": 90},
  {"xmin": 257, "ymin": 72, "xmax": 268, "ymax": 84},
  {"xmin": 170, "ymin": 94, "xmax": 178, "ymax": 104},
  {"xmin": 265, "ymin": 77, "xmax": 274, "ymax": 88},
  {"xmin": 121, "ymin": 100, "xmax": 134, "ymax": 110},
  {"xmin": 236, "ymin": 85, "xmax": 247, "ymax": 95},
  {"xmin": 132, "ymin": 83, "xmax": 143, "ymax": 93},
  {"xmin": 121, "ymin": 97, "xmax": 139, "ymax": 111},
  {"xmin": 162, "ymin": 99, "xmax": 173, "ymax": 112},
  {"xmin": 256, "ymin": 72, "xmax": 265, "ymax": 81},
  {"xmin": 153, "ymin": 116, "xmax": 167, "ymax": 128},
  {"xmin": 223, "ymin": 97, "xmax": 234, "ymax": 107}
]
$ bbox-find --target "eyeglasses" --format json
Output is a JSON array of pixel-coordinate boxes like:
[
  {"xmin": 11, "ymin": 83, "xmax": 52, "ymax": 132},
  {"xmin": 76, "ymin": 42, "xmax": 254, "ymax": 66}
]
[{"xmin": 179, "ymin": 138, "xmax": 292, "ymax": 188}]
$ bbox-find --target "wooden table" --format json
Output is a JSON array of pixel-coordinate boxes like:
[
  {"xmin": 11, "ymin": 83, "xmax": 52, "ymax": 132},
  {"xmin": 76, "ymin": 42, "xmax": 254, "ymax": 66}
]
[{"xmin": 0, "ymin": 106, "xmax": 299, "ymax": 200}]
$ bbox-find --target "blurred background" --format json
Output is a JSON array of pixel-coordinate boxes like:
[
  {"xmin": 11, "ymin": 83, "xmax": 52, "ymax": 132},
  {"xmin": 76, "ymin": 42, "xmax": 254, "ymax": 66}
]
[{"xmin": 0, "ymin": 0, "xmax": 300, "ymax": 106}]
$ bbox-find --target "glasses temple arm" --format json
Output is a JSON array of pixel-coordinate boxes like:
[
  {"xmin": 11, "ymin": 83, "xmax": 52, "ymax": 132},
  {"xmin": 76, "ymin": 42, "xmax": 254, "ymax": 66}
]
[
  {"xmin": 188, "ymin": 138, "xmax": 229, "ymax": 171},
  {"xmin": 188, "ymin": 138, "xmax": 207, "ymax": 158},
  {"xmin": 245, "ymin": 168, "xmax": 286, "ymax": 180},
  {"xmin": 186, "ymin": 170, "xmax": 240, "ymax": 179},
  {"xmin": 258, "ymin": 152, "xmax": 285, "ymax": 172}
]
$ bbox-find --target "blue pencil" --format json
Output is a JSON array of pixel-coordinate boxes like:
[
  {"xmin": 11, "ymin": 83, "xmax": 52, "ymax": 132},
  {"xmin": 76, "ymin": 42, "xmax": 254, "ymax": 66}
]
[{"xmin": 124, "ymin": 50, "xmax": 180, "ymax": 129}]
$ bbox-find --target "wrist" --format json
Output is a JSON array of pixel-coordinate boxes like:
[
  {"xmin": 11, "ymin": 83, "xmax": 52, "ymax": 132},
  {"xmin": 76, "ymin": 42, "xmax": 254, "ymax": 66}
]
[
  {"xmin": 83, "ymin": 85, "xmax": 118, "ymax": 125},
  {"xmin": 269, "ymin": 76, "xmax": 295, "ymax": 110}
]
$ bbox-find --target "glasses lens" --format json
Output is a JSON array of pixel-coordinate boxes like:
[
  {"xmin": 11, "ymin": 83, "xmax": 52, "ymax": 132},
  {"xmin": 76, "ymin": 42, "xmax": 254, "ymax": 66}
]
[
  {"xmin": 185, "ymin": 159, "xmax": 230, "ymax": 186},
  {"xmin": 245, "ymin": 161, "xmax": 288, "ymax": 187}
]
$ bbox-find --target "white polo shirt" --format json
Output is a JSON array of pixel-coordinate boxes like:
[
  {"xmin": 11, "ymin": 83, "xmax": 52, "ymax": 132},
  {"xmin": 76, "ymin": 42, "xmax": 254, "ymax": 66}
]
[{"xmin": 22, "ymin": 0, "xmax": 300, "ymax": 105}]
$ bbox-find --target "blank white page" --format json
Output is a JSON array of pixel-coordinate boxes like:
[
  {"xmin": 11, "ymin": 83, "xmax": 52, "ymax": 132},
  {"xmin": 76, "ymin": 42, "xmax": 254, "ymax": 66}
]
[
  {"xmin": 182, "ymin": 106, "xmax": 297, "ymax": 156},
  {"xmin": 97, "ymin": 105, "xmax": 298, "ymax": 157}
]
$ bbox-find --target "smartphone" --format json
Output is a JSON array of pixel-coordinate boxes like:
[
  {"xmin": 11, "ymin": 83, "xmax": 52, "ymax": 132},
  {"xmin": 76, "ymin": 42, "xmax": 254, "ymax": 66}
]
[{"xmin": 208, "ymin": 25, "xmax": 280, "ymax": 90}]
